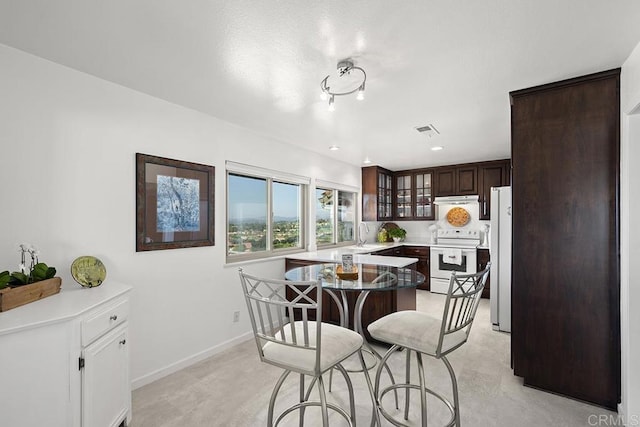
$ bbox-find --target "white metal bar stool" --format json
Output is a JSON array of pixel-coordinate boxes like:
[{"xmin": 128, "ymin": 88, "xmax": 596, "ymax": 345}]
[
  {"xmin": 239, "ymin": 268, "xmax": 376, "ymax": 426},
  {"xmin": 367, "ymin": 263, "xmax": 491, "ymax": 426}
]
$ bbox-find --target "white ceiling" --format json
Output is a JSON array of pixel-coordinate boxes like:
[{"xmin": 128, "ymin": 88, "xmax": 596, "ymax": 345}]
[{"xmin": 1, "ymin": 1, "xmax": 640, "ymax": 171}]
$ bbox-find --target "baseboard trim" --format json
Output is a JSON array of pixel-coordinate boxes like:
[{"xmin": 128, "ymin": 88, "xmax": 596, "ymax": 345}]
[
  {"xmin": 131, "ymin": 331, "xmax": 254, "ymax": 390},
  {"xmin": 618, "ymin": 402, "xmax": 626, "ymax": 421}
]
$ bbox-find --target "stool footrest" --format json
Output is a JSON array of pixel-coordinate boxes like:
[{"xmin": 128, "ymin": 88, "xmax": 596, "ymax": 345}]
[
  {"xmin": 378, "ymin": 382, "xmax": 456, "ymax": 427},
  {"xmin": 274, "ymin": 400, "xmax": 352, "ymax": 426}
]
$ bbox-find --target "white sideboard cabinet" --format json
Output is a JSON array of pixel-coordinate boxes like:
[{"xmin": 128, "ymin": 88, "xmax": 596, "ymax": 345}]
[{"xmin": 0, "ymin": 281, "xmax": 132, "ymax": 427}]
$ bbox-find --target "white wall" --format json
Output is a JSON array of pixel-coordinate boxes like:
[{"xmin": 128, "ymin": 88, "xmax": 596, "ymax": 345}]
[
  {"xmin": 0, "ymin": 44, "xmax": 360, "ymax": 387},
  {"xmin": 621, "ymin": 41, "xmax": 640, "ymax": 421}
]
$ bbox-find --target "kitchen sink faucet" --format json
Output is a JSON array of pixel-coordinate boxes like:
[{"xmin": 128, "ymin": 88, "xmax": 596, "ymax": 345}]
[{"xmin": 357, "ymin": 222, "xmax": 370, "ymax": 247}]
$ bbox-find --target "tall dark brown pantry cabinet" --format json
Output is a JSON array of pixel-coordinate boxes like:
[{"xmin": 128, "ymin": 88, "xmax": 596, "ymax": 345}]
[{"xmin": 510, "ymin": 69, "xmax": 620, "ymax": 409}]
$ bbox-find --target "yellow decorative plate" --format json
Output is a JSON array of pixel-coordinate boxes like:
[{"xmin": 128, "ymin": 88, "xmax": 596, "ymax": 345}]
[
  {"xmin": 446, "ymin": 207, "xmax": 471, "ymax": 227},
  {"xmin": 71, "ymin": 256, "xmax": 107, "ymax": 288}
]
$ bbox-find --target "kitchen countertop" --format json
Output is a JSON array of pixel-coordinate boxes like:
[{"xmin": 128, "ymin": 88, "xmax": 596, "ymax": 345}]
[
  {"xmin": 286, "ymin": 240, "xmax": 490, "ymax": 268},
  {"xmin": 287, "ymin": 241, "xmax": 431, "ymax": 268}
]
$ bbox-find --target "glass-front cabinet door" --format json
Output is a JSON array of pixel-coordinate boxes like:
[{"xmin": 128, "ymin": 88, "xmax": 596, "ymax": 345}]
[
  {"xmin": 415, "ymin": 171, "xmax": 434, "ymax": 219},
  {"xmin": 377, "ymin": 170, "xmax": 393, "ymax": 220},
  {"xmin": 395, "ymin": 174, "xmax": 412, "ymax": 218}
]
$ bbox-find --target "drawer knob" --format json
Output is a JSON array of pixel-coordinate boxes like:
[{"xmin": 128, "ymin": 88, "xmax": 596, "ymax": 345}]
[
  {"xmin": 119, "ymin": 339, "xmax": 126, "ymax": 345},
  {"xmin": 110, "ymin": 315, "xmax": 118, "ymax": 321}
]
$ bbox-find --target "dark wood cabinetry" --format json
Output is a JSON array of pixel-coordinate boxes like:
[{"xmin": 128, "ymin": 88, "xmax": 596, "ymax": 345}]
[
  {"xmin": 393, "ymin": 170, "xmax": 435, "ymax": 220},
  {"xmin": 510, "ymin": 69, "xmax": 620, "ymax": 409},
  {"xmin": 414, "ymin": 171, "xmax": 434, "ymax": 219},
  {"xmin": 394, "ymin": 173, "xmax": 413, "ymax": 219},
  {"xmin": 434, "ymin": 165, "xmax": 477, "ymax": 197},
  {"xmin": 478, "ymin": 159, "xmax": 511, "ymax": 220},
  {"xmin": 434, "ymin": 168, "xmax": 456, "ymax": 196},
  {"xmin": 373, "ymin": 247, "xmax": 401, "ymax": 257},
  {"xmin": 400, "ymin": 246, "xmax": 430, "ymax": 291},
  {"xmin": 365, "ymin": 160, "xmax": 508, "ymax": 221},
  {"xmin": 476, "ymin": 248, "xmax": 490, "ymax": 299},
  {"xmin": 456, "ymin": 165, "xmax": 478, "ymax": 195},
  {"xmin": 362, "ymin": 166, "xmax": 394, "ymax": 221}
]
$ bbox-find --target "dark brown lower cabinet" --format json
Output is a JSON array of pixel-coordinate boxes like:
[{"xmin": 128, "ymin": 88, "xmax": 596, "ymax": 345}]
[
  {"xmin": 510, "ymin": 69, "xmax": 620, "ymax": 409},
  {"xmin": 285, "ymin": 258, "xmax": 416, "ymax": 342},
  {"xmin": 477, "ymin": 248, "xmax": 490, "ymax": 299},
  {"xmin": 397, "ymin": 246, "xmax": 430, "ymax": 291}
]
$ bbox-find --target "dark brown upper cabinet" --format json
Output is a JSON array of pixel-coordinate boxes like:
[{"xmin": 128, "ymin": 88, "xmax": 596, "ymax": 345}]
[
  {"xmin": 478, "ymin": 159, "xmax": 511, "ymax": 220},
  {"xmin": 362, "ymin": 166, "xmax": 394, "ymax": 221},
  {"xmin": 363, "ymin": 160, "xmax": 507, "ymax": 221},
  {"xmin": 413, "ymin": 170, "xmax": 434, "ymax": 220},
  {"xmin": 394, "ymin": 173, "xmax": 413, "ymax": 219},
  {"xmin": 392, "ymin": 170, "xmax": 435, "ymax": 220},
  {"xmin": 434, "ymin": 168, "xmax": 455, "ymax": 196},
  {"xmin": 434, "ymin": 165, "xmax": 477, "ymax": 197}
]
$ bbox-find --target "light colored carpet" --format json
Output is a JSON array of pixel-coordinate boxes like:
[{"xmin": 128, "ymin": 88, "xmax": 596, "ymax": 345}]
[{"xmin": 131, "ymin": 291, "xmax": 620, "ymax": 426}]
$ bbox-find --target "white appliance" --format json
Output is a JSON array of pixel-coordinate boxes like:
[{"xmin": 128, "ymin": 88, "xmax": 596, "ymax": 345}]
[
  {"xmin": 490, "ymin": 186, "xmax": 511, "ymax": 332},
  {"xmin": 430, "ymin": 196, "xmax": 481, "ymax": 294}
]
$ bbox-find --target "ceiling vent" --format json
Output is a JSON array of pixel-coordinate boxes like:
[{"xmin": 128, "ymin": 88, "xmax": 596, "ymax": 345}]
[{"xmin": 415, "ymin": 124, "xmax": 439, "ymax": 137}]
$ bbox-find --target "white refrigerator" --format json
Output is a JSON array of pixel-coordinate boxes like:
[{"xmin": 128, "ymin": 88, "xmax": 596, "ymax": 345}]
[{"xmin": 490, "ymin": 186, "xmax": 511, "ymax": 332}]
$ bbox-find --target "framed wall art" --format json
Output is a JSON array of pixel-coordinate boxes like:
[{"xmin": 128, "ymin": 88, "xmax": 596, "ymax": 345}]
[{"xmin": 136, "ymin": 153, "xmax": 215, "ymax": 251}]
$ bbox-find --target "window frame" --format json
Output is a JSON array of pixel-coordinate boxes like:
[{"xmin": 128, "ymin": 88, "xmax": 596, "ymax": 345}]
[
  {"xmin": 315, "ymin": 180, "xmax": 359, "ymax": 249},
  {"xmin": 226, "ymin": 162, "xmax": 309, "ymax": 263}
]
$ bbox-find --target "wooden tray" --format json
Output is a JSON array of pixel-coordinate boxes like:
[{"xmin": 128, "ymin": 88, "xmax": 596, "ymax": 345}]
[
  {"xmin": 0, "ymin": 277, "xmax": 62, "ymax": 312},
  {"xmin": 336, "ymin": 265, "xmax": 359, "ymax": 280}
]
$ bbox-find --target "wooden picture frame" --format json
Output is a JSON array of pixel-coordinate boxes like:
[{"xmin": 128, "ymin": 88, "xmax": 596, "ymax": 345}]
[{"xmin": 136, "ymin": 153, "xmax": 215, "ymax": 251}]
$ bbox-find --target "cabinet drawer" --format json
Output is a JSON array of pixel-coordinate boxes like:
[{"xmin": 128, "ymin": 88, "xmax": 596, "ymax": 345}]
[
  {"xmin": 402, "ymin": 246, "xmax": 429, "ymax": 257},
  {"xmin": 82, "ymin": 298, "xmax": 129, "ymax": 346}
]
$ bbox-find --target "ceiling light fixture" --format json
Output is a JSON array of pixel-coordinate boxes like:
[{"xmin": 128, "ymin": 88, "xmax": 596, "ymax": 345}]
[
  {"xmin": 363, "ymin": 157, "xmax": 372, "ymax": 164},
  {"xmin": 329, "ymin": 145, "xmax": 340, "ymax": 151},
  {"xmin": 320, "ymin": 59, "xmax": 367, "ymax": 111},
  {"xmin": 431, "ymin": 146, "xmax": 444, "ymax": 151}
]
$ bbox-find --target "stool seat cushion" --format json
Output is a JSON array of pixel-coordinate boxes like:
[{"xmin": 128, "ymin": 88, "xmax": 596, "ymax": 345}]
[
  {"xmin": 262, "ymin": 321, "xmax": 363, "ymax": 373},
  {"xmin": 368, "ymin": 310, "xmax": 467, "ymax": 356}
]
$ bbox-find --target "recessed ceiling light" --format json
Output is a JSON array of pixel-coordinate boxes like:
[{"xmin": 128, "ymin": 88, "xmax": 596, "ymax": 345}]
[
  {"xmin": 431, "ymin": 146, "xmax": 444, "ymax": 151},
  {"xmin": 329, "ymin": 145, "xmax": 340, "ymax": 151},
  {"xmin": 363, "ymin": 157, "xmax": 372, "ymax": 164}
]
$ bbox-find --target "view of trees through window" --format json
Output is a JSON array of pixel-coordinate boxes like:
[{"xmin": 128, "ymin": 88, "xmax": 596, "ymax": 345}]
[
  {"xmin": 337, "ymin": 191, "xmax": 355, "ymax": 242},
  {"xmin": 316, "ymin": 188, "xmax": 334, "ymax": 245},
  {"xmin": 227, "ymin": 173, "xmax": 303, "ymax": 256},
  {"xmin": 272, "ymin": 182, "xmax": 302, "ymax": 249},
  {"xmin": 316, "ymin": 188, "xmax": 356, "ymax": 246}
]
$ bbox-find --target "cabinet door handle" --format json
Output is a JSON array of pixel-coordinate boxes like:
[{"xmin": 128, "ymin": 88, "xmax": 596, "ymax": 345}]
[
  {"xmin": 110, "ymin": 315, "xmax": 118, "ymax": 321},
  {"xmin": 119, "ymin": 339, "xmax": 126, "ymax": 346}
]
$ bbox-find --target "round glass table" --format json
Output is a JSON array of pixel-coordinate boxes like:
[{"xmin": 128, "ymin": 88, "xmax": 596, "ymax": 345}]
[{"xmin": 284, "ymin": 263, "xmax": 425, "ymax": 338}]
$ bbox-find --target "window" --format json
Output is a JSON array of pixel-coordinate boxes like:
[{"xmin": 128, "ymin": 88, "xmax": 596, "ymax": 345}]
[
  {"xmin": 316, "ymin": 188, "xmax": 334, "ymax": 245},
  {"xmin": 315, "ymin": 185, "xmax": 357, "ymax": 246},
  {"xmin": 227, "ymin": 162, "xmax": 307, "ymax": 261}
]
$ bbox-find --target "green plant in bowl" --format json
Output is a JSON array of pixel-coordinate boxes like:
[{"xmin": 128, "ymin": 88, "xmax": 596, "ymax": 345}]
[{"xmin": 388, "ymin": 228, "xmax": 407, "ymax": 242}]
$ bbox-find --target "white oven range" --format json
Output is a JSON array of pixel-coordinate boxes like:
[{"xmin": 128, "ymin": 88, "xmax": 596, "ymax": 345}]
[
  {"xmin": 430, "ymin": 196, "xmax": 481, "ymax": 294},
  {"xmin": 430, "ymin": 241, "xmax": 479, "ymax": 294}
]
